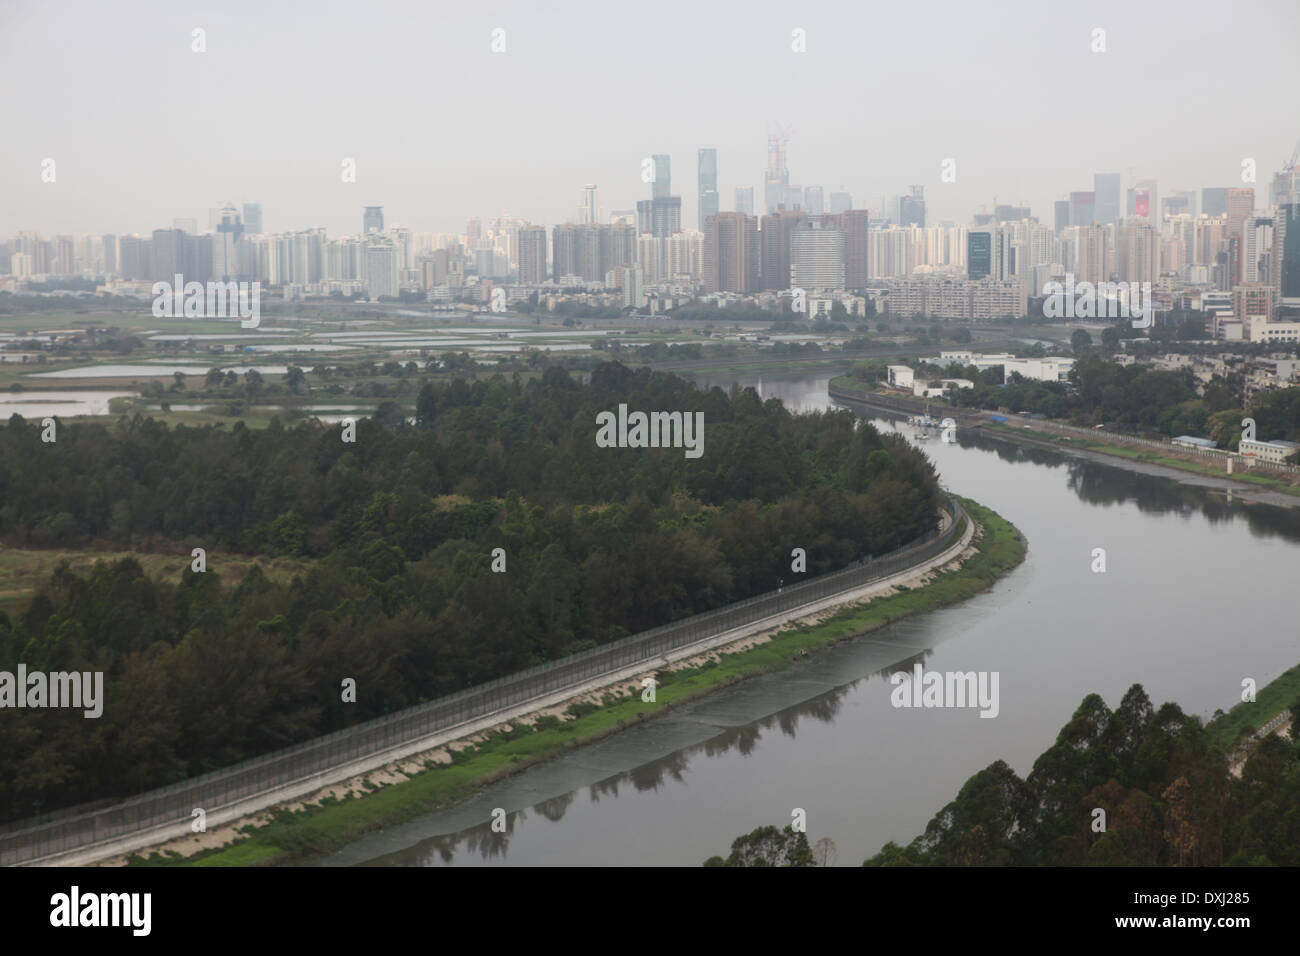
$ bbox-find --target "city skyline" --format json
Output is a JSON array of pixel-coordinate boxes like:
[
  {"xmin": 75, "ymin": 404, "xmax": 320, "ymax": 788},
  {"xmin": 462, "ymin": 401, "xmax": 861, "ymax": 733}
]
[{"xmin": 3, "ymin": 0, "xmax": 1296, "ymax": 237}]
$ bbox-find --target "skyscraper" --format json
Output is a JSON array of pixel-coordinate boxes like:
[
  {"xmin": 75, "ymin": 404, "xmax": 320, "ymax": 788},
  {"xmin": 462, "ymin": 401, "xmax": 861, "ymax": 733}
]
[
  {"xmin": 898, "ymin": 186, "xmax": 926, "ymax": 228},
  {"xmin": 1226, "ymin": 187, "xmax": 1255, "ymax": 235},
  {"xmin": 827, "ymin": 209, "xmax": 870, "ymax": 289},
  {"xmin": 1054, "ymin": 200, "xmax": 1070, "ymax": 234},
  {"xmin": 517, "ymin": 225, "xmax": 547, "ymax": 284},
  {"xmin": 764, "ymin": 134, "xmax": 789, "ymax": 215},
  {"xmin": 803, "ymin": 186, "xmax": 825, "ymax": 217},
  {"xmin": 1093, "ymin": 173, "xmax": 1121, "ymax": 225},
  {"xmin": 580, "ymin": 185, "xmax": 600, "ymax": 225},
  {"xmin": 363, "ymin": 206, "xmax": 384, "ymax": 234},
  {"xmin": 1117, "ymin": 219, "xmax": 1160, "ymax": 285},
  {"xmin": 698, "ymin": 149, "xmax": 719, "ymax": 232},
  {"xmin": 704, "ymin": 212, "xmax": 760, "ymax": 293},
  {"xmin": 652, "ymin": 155, "xmax": 671, "ymax": 200},
  {"xmin": 1202, "ymin": 188, "xmax": 1229, "ymax": 217},
  {"xmin": 636, "ymin": 197, "xmax": 682, "ymax": 238},
  {"xmin": 761, "ymin": 210, "xmax": 806, "ymax": 291},
  {"xmin": 1069, "ymin": 192, "xmax": 1095, "ymax": 227},
  {"xmin": 242, "ymin": 203, "xmax": 263, "ymax": 235},
  {"xmin": 735, "ymin": 187, "xmax": 755, "ymax": 216},
  {"xmin": 829, "ymin": 191, "xmax": 853, "ymax": 215},
  {"xmin": 1276, "ymin": 203, "xmax": 1300, "ymax": 305},
  {"xmin": 1127, "ymin": 179, "xmax": 1159, "ymax": 226},
  {"xmin": 967, "ymin": 230, "xmax": 992, "ymax": 280},
  {"xmin": 790, "ymin": 223, "xmax": 845, "ymax": 291}
]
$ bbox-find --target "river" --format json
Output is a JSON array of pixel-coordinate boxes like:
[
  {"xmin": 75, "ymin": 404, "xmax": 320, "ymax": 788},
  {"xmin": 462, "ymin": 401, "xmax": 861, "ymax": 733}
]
[{"xmin": 314, "ymin": 370, "xmax": 1300, "ymax": 867}]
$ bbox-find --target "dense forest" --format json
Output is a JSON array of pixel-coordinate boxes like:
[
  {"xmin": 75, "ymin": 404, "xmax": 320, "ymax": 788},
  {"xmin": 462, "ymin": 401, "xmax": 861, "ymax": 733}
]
[
  {"xmin": 0, "ymin": 363, "xmax": 943, "ymax": 823},
  {"xmin": 866, "ymin": 685, "xmax": 1300, "ymax": 866}
]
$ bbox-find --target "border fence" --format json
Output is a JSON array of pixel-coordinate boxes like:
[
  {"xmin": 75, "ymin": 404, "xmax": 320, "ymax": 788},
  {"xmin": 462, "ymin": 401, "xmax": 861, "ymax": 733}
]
[{"xmin": 1, "ymin": 497, "xmax": 965, "ymax": 865}]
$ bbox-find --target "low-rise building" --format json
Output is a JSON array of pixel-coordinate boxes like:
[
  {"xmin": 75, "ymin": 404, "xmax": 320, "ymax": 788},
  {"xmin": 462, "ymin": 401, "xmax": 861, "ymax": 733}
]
[{"xmin": 1239, "ymin": 438, "xmax": 1300, "ymax": 463}]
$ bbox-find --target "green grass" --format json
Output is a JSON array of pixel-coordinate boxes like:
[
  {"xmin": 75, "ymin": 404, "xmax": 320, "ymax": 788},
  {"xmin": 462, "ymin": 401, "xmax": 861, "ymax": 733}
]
[
  {"xmin": 1207, "ymin": 662, "xmax": 1300, "ymax": 750},
  {"xmin": 125, "ymin": 496, "xmax": 1024, "ymax": 868}
]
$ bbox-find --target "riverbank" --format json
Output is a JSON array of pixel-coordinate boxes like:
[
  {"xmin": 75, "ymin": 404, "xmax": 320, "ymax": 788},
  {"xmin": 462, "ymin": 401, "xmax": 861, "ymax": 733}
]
[
  {"xmin": 829, "ymin": 377, "xmax": 1300, "ymax": 508},
  {"xmin": 117, "ymin": 496, "xmax": 1024, "ymax": 867}
]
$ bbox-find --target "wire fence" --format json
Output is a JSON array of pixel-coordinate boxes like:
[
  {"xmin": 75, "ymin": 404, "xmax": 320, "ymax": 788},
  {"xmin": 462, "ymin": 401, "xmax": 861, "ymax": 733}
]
[{"xmin": 1, "ymin": 497, "xmax": 965, "ymax": 866}]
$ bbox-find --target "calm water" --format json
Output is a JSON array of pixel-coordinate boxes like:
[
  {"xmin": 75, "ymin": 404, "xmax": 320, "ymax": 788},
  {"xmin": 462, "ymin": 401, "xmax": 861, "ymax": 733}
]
[{"xmin": 314, "ymin": 371, "xmax": 1300, "ymax": 867}]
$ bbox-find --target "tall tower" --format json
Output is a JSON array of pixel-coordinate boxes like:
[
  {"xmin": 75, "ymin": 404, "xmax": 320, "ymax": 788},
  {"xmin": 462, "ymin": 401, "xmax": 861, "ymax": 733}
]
[
  {"xmin": 698, "ymin": 148, "xmax": 719, "ymax": 231},
  {"xmin": 363, "ymin": 206, "xmax": 384, "ymax": 234},
  {"xmin": 764, "ymin": 132, "xmax": 790, "ymax": 214},
  {"xmin": 652, "ymin": 155, "xmax": 671, "ymax": 200},
  {"xmin": 580, "ymin": 185, "xmax": 600, "ymax": 225}
]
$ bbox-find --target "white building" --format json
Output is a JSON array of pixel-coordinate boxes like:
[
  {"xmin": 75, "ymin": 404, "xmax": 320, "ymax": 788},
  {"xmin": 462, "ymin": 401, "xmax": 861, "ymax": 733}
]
[{"xmin": 1239, "ymin": 438, "xmax": 1300, "ymax": 464}]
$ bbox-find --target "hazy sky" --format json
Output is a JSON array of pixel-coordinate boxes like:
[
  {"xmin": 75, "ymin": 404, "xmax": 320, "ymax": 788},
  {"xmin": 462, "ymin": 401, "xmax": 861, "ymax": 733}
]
[{"xmin": 3, "ymin": 0, "xmax": 1297, "ymax": 238}]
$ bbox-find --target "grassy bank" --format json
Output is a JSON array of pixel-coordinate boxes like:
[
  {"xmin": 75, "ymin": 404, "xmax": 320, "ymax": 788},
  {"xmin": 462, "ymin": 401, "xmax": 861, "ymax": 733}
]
[
  {"xmin": 983, "ymin": 422, "xmax": 1300, "ymax": 499},
  {"xmin": 126, "ymin": 497, "xmax": 1024, "ymax": 867},
  {"xmin": 1207, "ymin": 662, "xmax": 1300, "ymax": 750}
]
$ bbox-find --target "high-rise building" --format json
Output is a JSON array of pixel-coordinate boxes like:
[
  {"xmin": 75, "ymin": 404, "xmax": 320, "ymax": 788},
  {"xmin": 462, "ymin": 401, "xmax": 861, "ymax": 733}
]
[
  {"xmin": 967, "ymin": 230, "xmax": 992, "ymax": 280},
  {"xmin": 580, "ymin": 185, "xmax": 600, "ymax": 225},
  {"xmin": 651, "ymin": 155, "xmax": 671, "ymax": 200},
  {"xmin": 517, "ymin": 225, "xmax": 547, "ymax": 284},
  {"xmin": 118, "ymin": 235, "xmax": 149, "ymax": 280},
  {"xmin": 803, "ymin": 186, "xmax": 825, "ymax": 217},
  {"xmin": 1093, "ymin": 173, "xmax": 1121, "ymax": 225},
  {"xmin": 698, "ymin": 149, "xmax": 718, "ymax": 232},
  {"xmin": 465, "ymin": 217, "xmax": 482, "ymax": 249},
  {"xmin": 735, "ymin": 187, "xmax": 755, "ymax": 216},
  {"xmin": 636, "ymin": 197, "xmax": 682, "ymax": 238},
  {"xmin": 172, "ymin": 218, "xmax": 198, "ymax": 235},
  {"xmin": 899, "ymin": 186, "xmax": 926, "ymax": 228},
  {"xmin": 1054, "ymin": 200, "xmax": 1070, "ymax": 234},
  {"xmin": 1069, "ymin": 192, "xmax": 1095, "ymax": 227},
  {"xmin": 829, "ymin": 191, "xmax": 853, "ymax": 215},
  {"xmin": 365, "ymin": 241, "xmax": 397, "ymax": 298},
  {"xmin": 213, "ymin": 205, "xmax": 243, "ymax": 279},
  {"xmin": 1276, "ymin": 203, "xmax": 1300, "ymax": 305},
  {"xmin": 1127, "ymin": 179, "xmax": 1159, "ymax": 226},
  {"xmin": 550, "ymin": 224, "xmax": 634, "ymax": 282},
  {"xmin": 1225, "ymin": 187, "xmax": 1254, "ymax": 235},
  {"xmin": 790, "ymin": 223, "xmax": 845, "ymax": 291},
  {"xmin": 363, "ymin": 206, "xmax": 384, "ymax": 234},
  {"xmin": 102, "ymin": 234, "xmax": 117, "ymax": 274},
  {"xmin": 1241, "ymin": 215, "xmax": 1274, "ymax": 284},
  {"xmin": 1076, "ymin": 224, "xmax": 1111, "ymax": 284},
  {"xmin": 760, "ymin": 210, "xmax": 806, "ymax": 291},
  {"xmin": 242, "ymin": 203, "xmax": 263, "ymax": 235},
  {"xmin": 1202, "ymin": 188, "xmax": 1229, "ymax": 218},
  {"xmin": 995, "ymin": 204, "xmax": 1032, "ymax": 223},
  {"xmin": 764, "ymin": 134, "xmax": 789, "ymax": 215},
  {"xmin": 703, "ymin": 212, "xmax": 760, "ymax": 293},
  {"xmin": 150, "ymin": 229, "xmax": 185, "ymax": 281},
  {"xmin": 1117, "ymin": 219, "xmax": 1160, "ymax": 285},
  {"xmin": 827, "ymin": 209, "xmax": 870, "ymax": 289}
]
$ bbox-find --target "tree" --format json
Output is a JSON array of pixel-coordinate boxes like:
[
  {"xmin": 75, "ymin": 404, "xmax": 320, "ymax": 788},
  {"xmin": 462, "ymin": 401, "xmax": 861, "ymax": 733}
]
[
  {"xmin": 285, "ymin": 366, "xmax": 307, "ymax": 394},
  {"xmin": 812, "ymin": 836, "xmax": 837, "ymax": 866},
  {"xmin": 705, "ymin": 825, "xmax": 815, "ymax": 867},
  {"xmin": 1071, "ymin": 329, "xmax": 1093, "ymax": 354}
]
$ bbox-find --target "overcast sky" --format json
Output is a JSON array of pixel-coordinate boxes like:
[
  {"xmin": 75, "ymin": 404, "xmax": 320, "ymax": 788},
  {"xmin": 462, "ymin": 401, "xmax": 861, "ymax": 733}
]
[{"xmin": 3, "ymin": 0, "xmax": 1297, "ymax": 238}]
